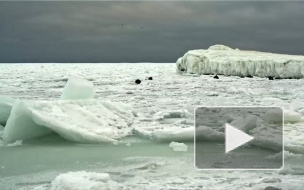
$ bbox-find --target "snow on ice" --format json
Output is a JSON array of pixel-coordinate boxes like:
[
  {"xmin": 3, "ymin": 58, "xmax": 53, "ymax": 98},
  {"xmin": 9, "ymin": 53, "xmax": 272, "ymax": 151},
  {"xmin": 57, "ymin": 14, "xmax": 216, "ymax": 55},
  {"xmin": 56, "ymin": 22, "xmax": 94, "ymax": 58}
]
[{"xmin": 176, "ymin": 44, "xmax": 304, "ymax": 78}]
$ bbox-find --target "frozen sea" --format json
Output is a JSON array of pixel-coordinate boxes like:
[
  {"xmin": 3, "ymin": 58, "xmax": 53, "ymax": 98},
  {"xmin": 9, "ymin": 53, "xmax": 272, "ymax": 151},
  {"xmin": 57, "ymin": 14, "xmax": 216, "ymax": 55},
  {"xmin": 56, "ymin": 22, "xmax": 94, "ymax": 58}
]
[{"xmin": 0, "ymin": 63, "xmax": 304, "ymax": 190}]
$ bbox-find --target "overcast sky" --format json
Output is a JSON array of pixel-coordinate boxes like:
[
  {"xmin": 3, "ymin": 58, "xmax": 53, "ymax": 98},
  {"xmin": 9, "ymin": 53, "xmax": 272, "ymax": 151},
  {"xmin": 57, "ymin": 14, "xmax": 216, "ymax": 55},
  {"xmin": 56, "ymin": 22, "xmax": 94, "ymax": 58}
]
[{"xmin": 0, "ymin": 1, "xmax": 304, "ymax": 63}]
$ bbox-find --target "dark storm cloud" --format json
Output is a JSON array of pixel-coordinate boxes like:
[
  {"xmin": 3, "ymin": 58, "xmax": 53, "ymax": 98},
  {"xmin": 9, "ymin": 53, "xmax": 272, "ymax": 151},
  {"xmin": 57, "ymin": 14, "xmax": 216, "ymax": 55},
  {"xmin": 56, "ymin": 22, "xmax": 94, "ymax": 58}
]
[{"xmin": 0, "ymin": 1, "xmax": 304, "ymax": 63}]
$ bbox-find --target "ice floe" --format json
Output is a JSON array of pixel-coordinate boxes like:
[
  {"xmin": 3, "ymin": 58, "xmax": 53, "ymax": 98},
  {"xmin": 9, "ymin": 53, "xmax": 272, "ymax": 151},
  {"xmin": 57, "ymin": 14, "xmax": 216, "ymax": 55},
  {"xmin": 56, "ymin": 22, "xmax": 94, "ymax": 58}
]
[
  {"xmin": 169, "ymin": 141, "xmax": 188, "ymax": 152},
  {"xmin": 2, "ymin": 99, "xmax": 134, "ymax": 144},
  {"xmin": 60, "ymin": 77, "xmax": 95, "ymax": 100},
  {"xmin": 2, "ymin": 78, "xmax": 135, "ymax": 144},
  {"xmin": 177, "ymin": 44, "xmax": 304, "ymax": 78}
]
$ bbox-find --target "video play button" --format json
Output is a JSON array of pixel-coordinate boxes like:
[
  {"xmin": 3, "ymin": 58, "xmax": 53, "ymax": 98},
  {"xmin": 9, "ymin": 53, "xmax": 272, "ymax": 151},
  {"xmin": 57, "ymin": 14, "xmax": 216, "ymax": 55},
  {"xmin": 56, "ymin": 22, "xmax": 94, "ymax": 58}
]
[
  {"xmin": 225, "ymin": 123, "xmax": 254, "ymax": 153},
  {"xmin": 195, "ymin": 107, "xmax": 283, "ymax": 170}
]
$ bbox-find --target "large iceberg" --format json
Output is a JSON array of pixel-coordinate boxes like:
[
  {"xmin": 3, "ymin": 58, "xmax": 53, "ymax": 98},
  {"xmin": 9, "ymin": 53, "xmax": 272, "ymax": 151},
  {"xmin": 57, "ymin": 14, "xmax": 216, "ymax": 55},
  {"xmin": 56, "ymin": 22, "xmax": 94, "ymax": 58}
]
[{"xmin": 176, "ymin": 45, "xmax": 304, "ymax": 78}]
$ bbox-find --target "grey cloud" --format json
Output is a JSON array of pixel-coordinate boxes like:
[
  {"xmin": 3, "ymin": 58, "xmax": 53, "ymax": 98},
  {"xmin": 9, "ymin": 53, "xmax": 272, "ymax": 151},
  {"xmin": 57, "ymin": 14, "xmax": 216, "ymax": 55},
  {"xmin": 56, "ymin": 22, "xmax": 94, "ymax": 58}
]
[{"xmin": 0, "ymin": 1, "xmax": 303, "ymax": 63}]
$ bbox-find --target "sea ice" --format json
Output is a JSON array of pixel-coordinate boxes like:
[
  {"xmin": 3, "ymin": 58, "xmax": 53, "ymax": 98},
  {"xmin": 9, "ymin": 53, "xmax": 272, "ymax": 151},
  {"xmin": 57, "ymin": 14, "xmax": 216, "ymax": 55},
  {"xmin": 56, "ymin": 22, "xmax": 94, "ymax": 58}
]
[
  {"xmin": 60, "ymin": 77, "xmax": 95, "ymax": 100},
  {"xmin": 264, "ymin": 108, "xmax": 283, "ymax": 123},
  {"xmin": 230, "ymin": 115, "xmax": 257, "ymax": 133},
  {"xmin": 49, "ymin": 171, "xmax": 123, "ymax": 190},
  {"xmin": 2, "ymin": 99, "xmax": 134, "ymax": 143},
  {"xmin": 169, "ymin": 141, "xmax": 188, "ymax": 152},
  {"xmin": 176, "ymin": 44, "xmax": 304, "ymax": 78},
  {"xmin": 0, "ymin": 95, "xmax": 16, "ymax": 126},
  {"xmin": 284, "ymin": 109, "xmax": 301, "ymax": 123}
]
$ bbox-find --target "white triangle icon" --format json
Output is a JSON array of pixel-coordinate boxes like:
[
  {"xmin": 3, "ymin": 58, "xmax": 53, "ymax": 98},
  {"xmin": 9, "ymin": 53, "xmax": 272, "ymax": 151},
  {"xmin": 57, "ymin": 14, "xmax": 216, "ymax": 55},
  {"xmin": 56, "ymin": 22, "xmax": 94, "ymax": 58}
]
[{"xmin": 225, "ymin": 123, "xmax": 254, "ymax": 153}]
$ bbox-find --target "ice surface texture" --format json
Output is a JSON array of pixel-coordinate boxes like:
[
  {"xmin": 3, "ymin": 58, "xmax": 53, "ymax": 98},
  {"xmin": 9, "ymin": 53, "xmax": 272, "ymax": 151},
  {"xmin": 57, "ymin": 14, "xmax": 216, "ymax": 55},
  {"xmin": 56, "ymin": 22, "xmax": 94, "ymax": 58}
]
[{"xmin": 176, "ymin": 44, "xmax": 304, "ymax": 78}]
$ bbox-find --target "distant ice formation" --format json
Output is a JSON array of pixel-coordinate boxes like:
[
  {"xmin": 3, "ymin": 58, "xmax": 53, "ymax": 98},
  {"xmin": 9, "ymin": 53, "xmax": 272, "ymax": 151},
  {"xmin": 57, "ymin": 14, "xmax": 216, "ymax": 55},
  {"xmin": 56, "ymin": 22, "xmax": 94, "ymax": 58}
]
[{"xmin": 176, "ymin": 45, "xmax": 304, "ymax": 78}]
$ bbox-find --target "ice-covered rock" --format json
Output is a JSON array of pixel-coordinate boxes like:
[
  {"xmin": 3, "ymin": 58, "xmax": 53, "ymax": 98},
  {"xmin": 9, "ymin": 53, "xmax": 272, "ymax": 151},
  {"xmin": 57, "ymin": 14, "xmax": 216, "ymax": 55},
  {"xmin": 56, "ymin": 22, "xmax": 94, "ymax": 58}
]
[
  {"xmin": 176, "ymin": 45, "xmax": 304, "ymax": 78},
  {"xmin": 0, "ymin": 95, "xmax": 16, "ymax": 126},
  {"xmin": 2, "ymin": 99, "xmax": 134, "ymax": 143},
  {"xmin": 169, "ymin": 141, "xmax": 188, "ymax": 152},
  {"xmin": 152, "ymin": 127, "xmax": 194, "ymax": 142},
  {"xmin": 60, "ymin": 77, "xmax": 95, "ymax": 100},
  {"xmin": 50, "ymin": 171, "xmax": 123, "ymax": 190}
]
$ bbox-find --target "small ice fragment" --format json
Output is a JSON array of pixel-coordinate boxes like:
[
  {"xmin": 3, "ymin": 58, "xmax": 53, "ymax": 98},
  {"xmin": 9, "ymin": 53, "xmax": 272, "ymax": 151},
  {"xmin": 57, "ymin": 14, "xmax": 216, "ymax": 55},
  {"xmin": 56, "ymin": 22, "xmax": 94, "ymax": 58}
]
[
  {"xmin": 6, "ymin": 140, "xmax": 22, "ymax": 147},
  {"xmin": 60, "ymin": 77, "xmax": 95, "ymax": 100},
  {"xmin": 284, "ymin": 109, "xmax": 301, "ymax": 123},
  {"xmin": 169, "ymin": 141, "xmax": 188, "ymax": 152},
  {"xmin": 50, "ymin": 171, "xmax": 122, "ymax": 190}
]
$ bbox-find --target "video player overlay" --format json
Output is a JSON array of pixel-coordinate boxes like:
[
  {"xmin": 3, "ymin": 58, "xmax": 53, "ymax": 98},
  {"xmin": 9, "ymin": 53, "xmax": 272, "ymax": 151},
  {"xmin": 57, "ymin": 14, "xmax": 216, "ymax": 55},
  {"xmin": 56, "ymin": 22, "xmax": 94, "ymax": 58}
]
[{"xmin": 195, "ymin": 107, "xmax": 283, "ymax": 170}]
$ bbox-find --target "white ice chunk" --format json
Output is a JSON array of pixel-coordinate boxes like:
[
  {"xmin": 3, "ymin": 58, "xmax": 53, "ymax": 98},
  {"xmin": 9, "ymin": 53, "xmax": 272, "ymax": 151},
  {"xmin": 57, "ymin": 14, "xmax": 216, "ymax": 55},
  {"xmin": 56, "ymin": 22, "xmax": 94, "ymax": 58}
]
[
  {"xmin": 264, "ymin": 108, "xmax": 283, "ymax": 123},
  {"xmin": 169, "ymin": 141, "xmax": 188, "ymax": 152},
  {"xmin": 152, "ymin": 127, "xmax": 194, "ymax": 142},
  {"xmin": 284, "ymin": 109, "xmax": 301, "ymax": 123},
  {"xmin": 1, "ymin": 140, "xmax": 23, "ymax": 147},
  {"xmin": 150, "ymin": 126, "xmax": 224, "ymax": 142},
  {"xmin": 60, "ymin": 77, "xmax": 95, "ymax": 100},
  {"xmin": 50, "ymin": 171, "xmax": 123, "ymax": 190},
  {"xmin": 0, "ymin": 95, "xmax": 16, "ymax": 126},
  {"xmin": 177, "ymin": 44, "xmax": 304, "ymax": 78},
  {"xmin": 3, "ymin": 100, "xmax": 53, "ymax": 143},
  {"xmin": 3, "ymin": 99, "xmax": 134, "ymax": 143}
]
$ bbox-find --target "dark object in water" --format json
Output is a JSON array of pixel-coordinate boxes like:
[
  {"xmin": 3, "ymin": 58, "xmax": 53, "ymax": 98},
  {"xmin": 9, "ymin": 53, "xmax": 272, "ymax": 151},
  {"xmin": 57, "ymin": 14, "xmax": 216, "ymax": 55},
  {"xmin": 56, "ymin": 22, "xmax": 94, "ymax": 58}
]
[
  {"xmin": 148, "ymin": 77, "xmax": 153, "ymax": 80},
  {"xmin": 246, "ymin": 75, "xmax": 253, "ymax": 78},
  {"xmin": 180, "ymin": 68, "xmax": 186, "ymax": 72},
  {"xmin": 268, "ymin": 76, "xmax": 274, "ymax": 80},
  {"xmin": 214, "ymin": 75, "xmax": 219, "ymax": 79},
  {"xmin": 135, "ymin": 79, "xmax": 141, "ymax": 84}
]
